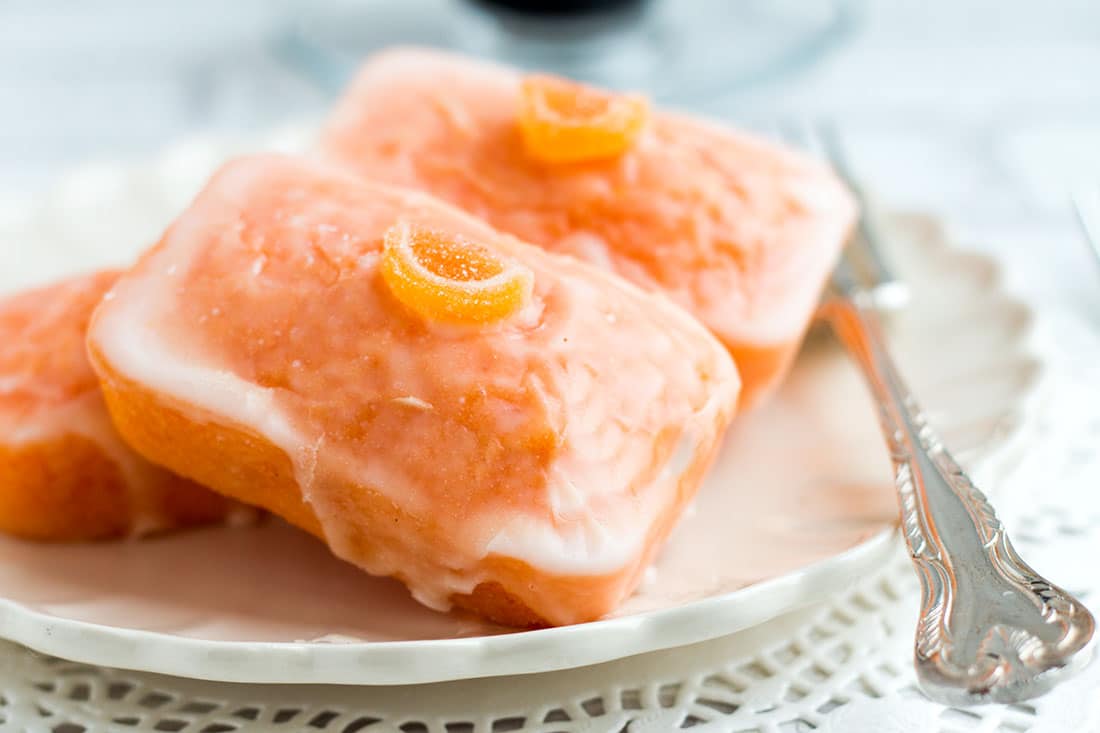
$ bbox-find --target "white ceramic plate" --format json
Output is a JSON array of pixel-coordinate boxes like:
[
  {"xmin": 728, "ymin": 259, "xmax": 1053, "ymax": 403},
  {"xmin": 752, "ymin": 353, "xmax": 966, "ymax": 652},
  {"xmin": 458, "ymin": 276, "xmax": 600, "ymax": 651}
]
[{"xmin": 0, "ymin": 128, "xmax": 1040, "ymax": 685}]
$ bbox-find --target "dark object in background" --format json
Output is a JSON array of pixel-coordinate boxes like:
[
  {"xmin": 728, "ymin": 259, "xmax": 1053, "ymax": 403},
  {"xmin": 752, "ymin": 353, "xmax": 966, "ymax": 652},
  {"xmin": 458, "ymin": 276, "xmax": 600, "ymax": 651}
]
[
  {"xmin": 277, "ymin": 0, "xmax": 859, "ymax": 105},
  {"xmin": 472, "ymin": 0, "xmax": 644, "ymax": 15}
]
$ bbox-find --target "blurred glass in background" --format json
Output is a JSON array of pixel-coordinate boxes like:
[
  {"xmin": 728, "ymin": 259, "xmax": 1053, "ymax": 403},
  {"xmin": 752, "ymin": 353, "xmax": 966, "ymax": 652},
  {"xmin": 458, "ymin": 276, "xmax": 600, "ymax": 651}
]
[{"xmin": 278, "ymin": 0, "xmax": 858, "ymax": 100}]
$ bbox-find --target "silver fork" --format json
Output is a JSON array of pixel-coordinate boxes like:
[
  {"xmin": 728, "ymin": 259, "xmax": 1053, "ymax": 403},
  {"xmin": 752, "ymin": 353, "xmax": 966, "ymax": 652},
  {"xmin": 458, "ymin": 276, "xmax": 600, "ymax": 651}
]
[
  {"xmin": 779, "ymin": 121, "xmax": 1096, "ymax": 705},
  {"xmin": 1073, "ymin": 185, "xmax": 1100, "ymax": 270}
]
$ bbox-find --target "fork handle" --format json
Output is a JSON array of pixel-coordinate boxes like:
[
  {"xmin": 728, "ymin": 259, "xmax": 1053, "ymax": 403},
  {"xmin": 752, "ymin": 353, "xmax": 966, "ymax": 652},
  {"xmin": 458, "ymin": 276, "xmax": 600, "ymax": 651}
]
[{"xmin": 822, "ymin": 292, "xmax": 1095, "ymax": 705}]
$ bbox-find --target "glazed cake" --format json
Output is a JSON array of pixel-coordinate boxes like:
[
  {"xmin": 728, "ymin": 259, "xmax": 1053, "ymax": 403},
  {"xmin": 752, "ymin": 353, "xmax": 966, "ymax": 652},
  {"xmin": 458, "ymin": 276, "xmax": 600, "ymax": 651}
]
[{"xmin": 86, "ymin": 155, "xmax": 739, "ymax": 626}]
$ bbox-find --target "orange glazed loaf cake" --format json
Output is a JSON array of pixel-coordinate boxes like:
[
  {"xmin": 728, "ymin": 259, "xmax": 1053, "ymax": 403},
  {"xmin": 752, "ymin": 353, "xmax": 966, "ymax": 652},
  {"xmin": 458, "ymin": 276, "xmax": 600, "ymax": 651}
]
[
  {"xmin": 0, "ymin": 271, "xmax": 243, "ymax": 540},
  {"xmin": 86, "ymin": 155, "xmax": 739, "ymax": 627},
  {"xmin": 319, "ymin": 48, "xmax": 857, "ymax": 407}
]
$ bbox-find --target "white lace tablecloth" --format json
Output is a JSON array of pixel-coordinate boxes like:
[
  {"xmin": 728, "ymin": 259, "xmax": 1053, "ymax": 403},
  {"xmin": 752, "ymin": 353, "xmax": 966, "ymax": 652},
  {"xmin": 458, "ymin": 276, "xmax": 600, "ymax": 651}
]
[{"xmin": 0, "ymin": 311, "xmax": 1095, "ymax": 732}]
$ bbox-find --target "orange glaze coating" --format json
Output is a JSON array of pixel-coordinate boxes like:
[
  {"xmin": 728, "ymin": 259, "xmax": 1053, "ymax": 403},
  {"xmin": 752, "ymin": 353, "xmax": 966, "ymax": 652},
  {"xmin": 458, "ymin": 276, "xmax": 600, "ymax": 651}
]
[
  {"xmin": 319, "ymin": 48, "xmax": 858, "ymax": 407},
  {"xmin": 0, "ymin": 271, "xmax": 241, "ymax": 541},
  {"xmin": 87, "ymin": 155, "xmax": 739, "ymax": 626}
]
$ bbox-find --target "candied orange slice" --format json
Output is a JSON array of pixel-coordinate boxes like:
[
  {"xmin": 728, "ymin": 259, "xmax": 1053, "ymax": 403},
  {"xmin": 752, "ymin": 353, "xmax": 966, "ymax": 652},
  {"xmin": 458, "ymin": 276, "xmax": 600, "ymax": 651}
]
[
  {"xmin": 381, "ymin": 222, "xmax": 534, "ymax": 324},
  {"xmin": 518, "ymin": 75, "xmax": 649, "ymax": 164}
]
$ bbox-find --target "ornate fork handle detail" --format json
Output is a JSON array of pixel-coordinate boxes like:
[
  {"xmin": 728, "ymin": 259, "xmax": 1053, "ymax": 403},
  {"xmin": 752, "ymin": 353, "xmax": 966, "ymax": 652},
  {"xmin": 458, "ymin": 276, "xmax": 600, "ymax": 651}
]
[{"xmin": 823, "ymin": 291, "xmax": 1096, "ymax": 705}]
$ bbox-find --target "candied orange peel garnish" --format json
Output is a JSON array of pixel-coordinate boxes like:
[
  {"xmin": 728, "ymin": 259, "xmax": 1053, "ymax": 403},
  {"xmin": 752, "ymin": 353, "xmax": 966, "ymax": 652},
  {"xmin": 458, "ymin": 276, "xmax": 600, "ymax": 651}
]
[
  {"xmin": 518, "ymin": 74, "xmax": 649, "ymax": 164},
  {"xmin": 381, "ymin": 222, "xmax": 534, "ymax": 324}
]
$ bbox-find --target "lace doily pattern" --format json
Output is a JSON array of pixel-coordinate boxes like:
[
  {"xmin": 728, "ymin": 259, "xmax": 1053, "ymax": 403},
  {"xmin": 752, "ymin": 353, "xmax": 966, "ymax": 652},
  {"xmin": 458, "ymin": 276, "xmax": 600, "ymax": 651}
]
[{"xmin": 0, "ymin": 314, "xmax": 1095, "ymax": 732}]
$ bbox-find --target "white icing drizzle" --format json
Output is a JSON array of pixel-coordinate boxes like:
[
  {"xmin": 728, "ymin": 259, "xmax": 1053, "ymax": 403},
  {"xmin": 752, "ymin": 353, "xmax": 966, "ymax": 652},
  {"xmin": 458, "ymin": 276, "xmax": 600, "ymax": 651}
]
[{"xmin": 391, "ymin": 395, "xmax": 433, "ymax": 410}]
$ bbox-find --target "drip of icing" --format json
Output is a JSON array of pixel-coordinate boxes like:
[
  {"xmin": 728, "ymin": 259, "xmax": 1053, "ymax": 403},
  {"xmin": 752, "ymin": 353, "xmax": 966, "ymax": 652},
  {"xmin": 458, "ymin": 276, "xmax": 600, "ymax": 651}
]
[
  {"xmin": 296, "ymin": 434, "xmax": 325, "ymax": 510},
  {"xmin": 391, "ymin": 395, "xmax": 433, "ymax": 410}
]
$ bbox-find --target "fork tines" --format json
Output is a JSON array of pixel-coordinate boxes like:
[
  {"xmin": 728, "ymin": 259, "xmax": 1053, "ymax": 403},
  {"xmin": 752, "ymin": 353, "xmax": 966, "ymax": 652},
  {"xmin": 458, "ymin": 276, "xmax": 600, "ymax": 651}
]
[{"xmin": 1073, "ymin": 186, "xmax": 1100, "ymax": 271}]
